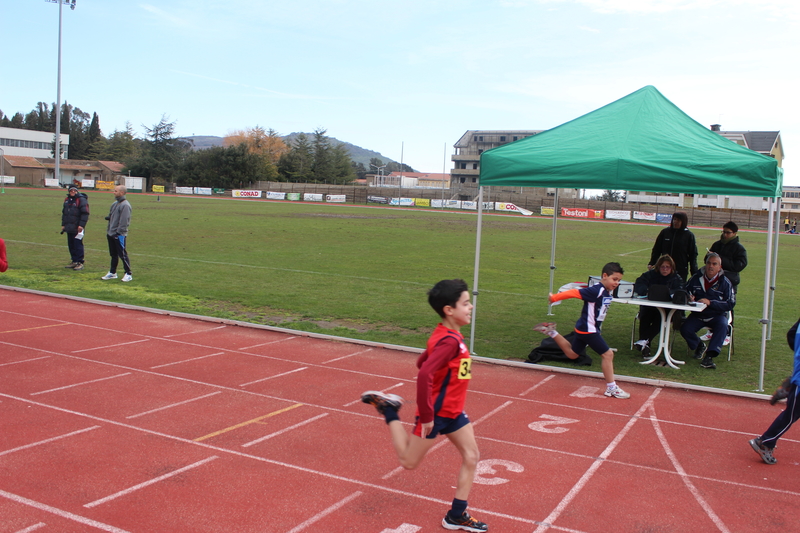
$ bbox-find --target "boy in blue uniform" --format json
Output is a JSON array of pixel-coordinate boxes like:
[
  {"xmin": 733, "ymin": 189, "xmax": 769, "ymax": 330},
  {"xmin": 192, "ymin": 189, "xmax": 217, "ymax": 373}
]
[
  {"xmin": 535, "ymin": 262, "xmax": 630, "ymax": 399},
  {"xmin": 749, "ymin": 318, "xmax": 800, "ymax": 464},
  {"xmin": 361, "ymin": 279, "xmax": 488, "ymax": 532}
]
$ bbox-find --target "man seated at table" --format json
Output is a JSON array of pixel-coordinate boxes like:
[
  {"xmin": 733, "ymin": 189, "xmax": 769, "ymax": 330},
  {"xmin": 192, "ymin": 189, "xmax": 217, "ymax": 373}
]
[
  {"xmin": 632, "ymin": 254, "xmax": 684, "ymax": 357},
  {"xmin": 680, "ymin": 252, "xmax": 735, "ymax": 370}
]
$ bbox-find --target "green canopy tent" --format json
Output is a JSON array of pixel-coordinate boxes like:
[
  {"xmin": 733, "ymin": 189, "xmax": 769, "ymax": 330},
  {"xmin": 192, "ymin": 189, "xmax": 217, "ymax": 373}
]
[{"xmin": 473, "ymin": 86, "xmax": 783, "ymax": 389}]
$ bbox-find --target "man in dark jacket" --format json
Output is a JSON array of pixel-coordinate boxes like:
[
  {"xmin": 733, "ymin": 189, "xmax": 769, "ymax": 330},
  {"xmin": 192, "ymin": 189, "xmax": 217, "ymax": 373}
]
[
  {"xmin": 680, "ymin": 253, "xmax": 735, "ymax": 370},
  {"xmin": 709, "ymin": 221, "xmax": 747, "ymax": 293},
  {"xmin": 648, "ymin": 212, "xmax": 698, "ymax": 282},
  {"xmin": 61, "ymin": 185, "xmax": 90, "ymax": 270}
]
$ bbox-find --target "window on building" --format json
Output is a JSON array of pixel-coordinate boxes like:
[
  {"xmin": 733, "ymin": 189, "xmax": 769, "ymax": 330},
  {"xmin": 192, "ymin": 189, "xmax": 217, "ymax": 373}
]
[
  {"xmin": 513, "ymin": 136, "xmax": 518, "ymax": 141},
  {"xmin": 471, "ymin": 177, "xmax": 477, "ymax": 183},
  {"xmin": 472, "ymin": 163, "xmax": 478, "ymax": 169},
  {"xmin": 500, "ymin": 136, "xmax": 506, "ymax": 142},
  {"xmin": 479, "ymin": 136, "xmax": 483, "ymax": 141}
]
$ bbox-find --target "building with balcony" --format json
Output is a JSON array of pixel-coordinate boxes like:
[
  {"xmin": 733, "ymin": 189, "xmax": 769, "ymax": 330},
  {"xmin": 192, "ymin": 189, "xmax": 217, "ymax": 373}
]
[{"xmin": 0, "ymin": 126, "xmax": 69, "ymax": 159}]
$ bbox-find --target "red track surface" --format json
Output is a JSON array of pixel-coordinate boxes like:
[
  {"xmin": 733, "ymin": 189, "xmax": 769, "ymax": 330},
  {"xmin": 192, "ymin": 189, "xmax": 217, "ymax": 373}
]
[{"xmin": 1, "ymin": 286, "xmax": 798, "ymax": 533}]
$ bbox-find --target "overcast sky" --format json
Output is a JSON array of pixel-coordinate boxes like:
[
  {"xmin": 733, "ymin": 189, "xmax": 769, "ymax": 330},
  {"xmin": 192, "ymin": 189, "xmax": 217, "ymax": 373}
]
[{"xmin": 3, "ymin": 0, "xmax": 797, "ymax": 182}]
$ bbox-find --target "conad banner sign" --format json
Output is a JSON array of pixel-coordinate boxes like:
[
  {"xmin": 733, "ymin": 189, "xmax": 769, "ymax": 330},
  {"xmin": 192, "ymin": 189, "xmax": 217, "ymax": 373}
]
[
  {"xmin": 561, "ymin": 207, "xmax": 604, "ymax": 219},
  {"xmin": 266, "ymin": 191, "xmax": 285, "ymax": 200},
  {"xmin": 633, "ymin": 211, "xmax": 656, "ymax": 221},
  {"xmin": 326, "ymin": 194, "xmax": 346, "ymax": 203},
  {"xmin": 304, "ymin": 193, "xmax": 324, "ymax": 202},
  {"xmin": 605, "ymin": 210, "xmax": 631, "ymax": 220},
  {"xmin": 232, "ymin": 189, "xmax": 262, "ymax": 198},
  {"xmin": 496, "ymin": 202, "xmax": 533, "ymax": 216}
]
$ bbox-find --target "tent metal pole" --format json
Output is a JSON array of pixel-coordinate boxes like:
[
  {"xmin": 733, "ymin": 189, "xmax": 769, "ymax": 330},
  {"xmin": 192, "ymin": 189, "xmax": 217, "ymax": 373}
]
[
  {"xmin": 547, "ymin": 189, "xmax": 560, "ymax": 315},
  {"xmin": 758, "ymin": 197, "xmax": 775, "ymax": 392},
  {"xmin": 767, "ymin": 197, "xmax": 781, "ymax": 340},
  {"xmin": 469, "ymin": 186, "xmax": 485, "ymax": 355}
]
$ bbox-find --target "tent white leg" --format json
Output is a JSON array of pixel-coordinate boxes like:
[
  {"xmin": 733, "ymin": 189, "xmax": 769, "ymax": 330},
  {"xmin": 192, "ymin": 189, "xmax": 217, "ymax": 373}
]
[
  {"xmin": 547, "ymin": 189, "xmax": 560, "ymax": 316},
  {"xmin": 469, "ymin": 186, "xmax": 485, "ymax": 354}
]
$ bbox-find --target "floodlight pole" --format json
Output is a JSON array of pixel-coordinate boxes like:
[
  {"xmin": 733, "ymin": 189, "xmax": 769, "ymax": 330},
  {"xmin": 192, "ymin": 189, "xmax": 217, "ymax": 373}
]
[
  {"xmin": 48, "ymin": 0, "xmax": 76, "ymax": 186},
  {"xmin": 1, "ymin": 148, "xmax": 5, "ymax": 193}
]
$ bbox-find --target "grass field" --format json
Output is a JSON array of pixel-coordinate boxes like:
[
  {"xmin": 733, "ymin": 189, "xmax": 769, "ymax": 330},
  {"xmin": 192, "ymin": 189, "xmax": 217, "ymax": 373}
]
[{"xmin": 1, "ymin": 187, "xmax": 797, "ymax": 393}]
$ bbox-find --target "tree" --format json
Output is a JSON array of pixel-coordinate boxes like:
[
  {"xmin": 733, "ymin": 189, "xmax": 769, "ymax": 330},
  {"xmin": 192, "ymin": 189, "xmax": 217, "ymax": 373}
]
[
  {"xmin": 278, "ymin": 133, "xmax": 314, "ymax": 182},
  {"xmin": 102, "ymin": 122, "xmax": 138, "ymax": 162},
  {"xmin": 176, "ymin": 144, "xmax": 273, "ymax": 188},
  {"xmin": 124, "ymin": 115, "xmax": 189, "ymax": 180},
  {"xmin": 591, "ymin": 190, "xmax": 626, "ymax": 202}
]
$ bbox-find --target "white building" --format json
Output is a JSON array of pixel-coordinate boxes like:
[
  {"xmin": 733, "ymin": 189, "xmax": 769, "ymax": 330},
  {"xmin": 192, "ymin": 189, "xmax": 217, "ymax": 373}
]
[{"xmin": 0, "ymin": 126, "xmax": 69, "ymax": 159}]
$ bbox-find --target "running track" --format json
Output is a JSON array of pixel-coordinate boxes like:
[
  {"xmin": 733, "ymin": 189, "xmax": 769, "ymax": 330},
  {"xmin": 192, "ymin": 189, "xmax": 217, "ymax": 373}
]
[{"xmin": 0, "ymin": 286, "xmax": 797, "ymax": 533}]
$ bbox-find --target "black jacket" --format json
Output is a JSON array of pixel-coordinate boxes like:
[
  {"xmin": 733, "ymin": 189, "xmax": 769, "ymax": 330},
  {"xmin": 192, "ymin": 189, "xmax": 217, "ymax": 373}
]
[
  {"xmin": 62, "ymin": 193, "xmax": 90, "ymax": 233},
  {"xmin": 634, "ymin": 269, "xmax": 684, "ymax": 297},
  {"xmin": 709, "ymin": 236, "xmax": 747, "ymax": 287},
  {"xmin": 649, "ymin": 227, "xmax": 698, "ymax": 281}
]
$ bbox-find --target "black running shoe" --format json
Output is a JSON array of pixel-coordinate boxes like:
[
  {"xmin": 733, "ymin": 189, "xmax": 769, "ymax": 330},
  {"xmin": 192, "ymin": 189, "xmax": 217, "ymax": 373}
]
[
  {"xmin": 442, "ymin": 511, "xmax": 488, "ymax": 532},
  {"xmin": 693, "ymin": 342, "xmax": 706, "ymax": 360},
  {"xmin": 700, "ymin": 355, "xmax": 716, "ymax": 369},
  {"xmin": 360, "ymin": 391, "xmax": 403, "ymax": 415}
]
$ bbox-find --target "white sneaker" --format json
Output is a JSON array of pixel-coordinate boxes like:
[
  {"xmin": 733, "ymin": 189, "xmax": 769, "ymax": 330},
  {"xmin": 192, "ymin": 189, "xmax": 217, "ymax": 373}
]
[
  {"xmin": 723, "ymin": 335, "xmax": 731, "ymax": 346},
  {"xmin": 700, "ymin": 331, "xmax": 713, "ymax": 341},
  {"xmin": 604, "ymin": 385, "xmax": 631, "ymax": 399},
  {"xmin": 121, "ymin": 273, "xmax": 133, "ymax": 282},
  {"xmin": 101, "ymin": 272, "xmax": 117, "ymax": 280}
]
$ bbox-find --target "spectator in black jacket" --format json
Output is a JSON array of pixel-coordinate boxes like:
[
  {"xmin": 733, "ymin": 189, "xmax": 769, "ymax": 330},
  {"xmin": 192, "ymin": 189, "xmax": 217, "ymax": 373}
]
[
  {"xmin": 632, "ymin": 254, "xmax": 684, "ymax": 357},
  {"xmin": 61, "ymin": 185, "xmax": 90, "ymax": 271},
  {"xmin": 709, "ymin": 221, "xmax": 747, "ymax": 294},
  {"xmin": 649, "ymin": 211, "xmax": 698, "ymax": 281}
]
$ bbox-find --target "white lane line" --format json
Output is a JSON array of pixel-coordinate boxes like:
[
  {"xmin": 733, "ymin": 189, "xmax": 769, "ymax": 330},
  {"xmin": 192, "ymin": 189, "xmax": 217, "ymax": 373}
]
[
  {"xmin": 163, "ymin": 325, "xmax": 227, "ymax": 338},
  {"xmin": 29, "ymin": 373, "xmax": 132, "ymax": 396},
  {"xmin": 84, "ymin": 456, "xmax": 219, "ymax": 508},
  {"xmin": 0, "ymin": 355, "xmax": 51, "ymax": 367},
  {"xmin": 532, "ymin": 388, "xmax": 662, "ymax": 533},
  {"xmin": 322, "ymin": 347, "xmax": 373, "ymax": 364},
  {"xmin": 242, "ymin": 413, "xmax": 329, "ymax": 448},
  {"xmin": 0, "ymin": 488, "xmax": 130, "ymax": 532},
  {"xmin": 71, "ymin": 339, "xmax": 150, "ymax": 354},
  {"xmin": 0, "ymin": 426, "xmax": 100, "ymax": 458},
  {"xmin": 342, "ymin": 382, "xmax": 405, "ymax": 408},
  {"xmin": 14, "ymin": 523, "xmax": 47, "ymax": 533},
  {"xmin": 649, "ymin": 405, "xmax": 732, "ymax": 533},
  {"xmin": 238, "ymin": 337, "xmax": 296, "ymax": 350},
  {"xmin": 618, "ymin": 247, "xmax": 652, "ymax": 256},
  {"xmin": 381, "ymin": 401, "xmax": 514, "ymax": 480},
  {"xmin": 286, "ymin": 491, "xmax": 363, "ymax": 533},
  {"xmin": 240, "ymin": 367, "xmax": 308, "ymax": 387},
  {"xmin": 126, "ymin": 391, "xmax": 223, "ymax": 419},
  {"xmin": 519, "ymin": 374, "xmax": 556, "ymax": 397},
  {"xmin": 150, "ymin": 352, "xmax": 225, "ymax": 369}
]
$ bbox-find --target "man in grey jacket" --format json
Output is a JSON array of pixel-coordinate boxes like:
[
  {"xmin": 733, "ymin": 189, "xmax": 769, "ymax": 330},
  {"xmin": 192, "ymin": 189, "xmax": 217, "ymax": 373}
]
[{"xmin": 101, "ymin": 185, "xmax": 133, "ymax": 282}]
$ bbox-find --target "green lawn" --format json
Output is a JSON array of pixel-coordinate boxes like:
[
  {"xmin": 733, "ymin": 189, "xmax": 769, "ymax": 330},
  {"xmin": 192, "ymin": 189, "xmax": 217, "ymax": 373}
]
[{"xmin": 1, "ymin": 187, "xmax": 797, "ymax": 393}]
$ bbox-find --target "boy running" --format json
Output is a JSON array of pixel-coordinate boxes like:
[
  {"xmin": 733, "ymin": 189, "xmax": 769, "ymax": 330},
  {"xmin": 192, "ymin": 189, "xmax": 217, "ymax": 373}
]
[
  {"xmin": 534, "ymin": 262, "xmax": 631, "ymax": 399},
  {"xmin": 361, "ymin": 279, "xmax": 487, "ymax": 532}
]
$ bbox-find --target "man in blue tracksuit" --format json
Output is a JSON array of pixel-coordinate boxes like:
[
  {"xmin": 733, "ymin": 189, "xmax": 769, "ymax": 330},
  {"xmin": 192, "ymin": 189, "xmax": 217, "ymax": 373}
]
[{"xmin": 101, "ymin": 185, "xmax": 133, "ymax": 282}]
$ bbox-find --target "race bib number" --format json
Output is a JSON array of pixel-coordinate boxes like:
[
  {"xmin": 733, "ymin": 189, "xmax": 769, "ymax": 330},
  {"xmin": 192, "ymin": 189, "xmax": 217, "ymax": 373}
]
[{"xmin": 458, "ymin": 358, "xmax": 473, "ymax": 379}]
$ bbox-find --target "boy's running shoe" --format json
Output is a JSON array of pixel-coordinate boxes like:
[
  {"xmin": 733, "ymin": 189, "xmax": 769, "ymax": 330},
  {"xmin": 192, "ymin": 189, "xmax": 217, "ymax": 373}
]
[
  {"xmin": 442, "ymin": 511, "xmax": 488, "ymax": 532},
  {"xmin": 360, "ymin": 391, "xmax": 403, "ymax": 415},
  {"xmin": 749, "ymin": 437, "xmax": 777, "ymax": 464},
  {"xmin": 533, "ymin": 322, "xmax": 557, "ymax": 335},
  {"xmin": 604, "ymin": 385, "xmax": 631, "ymax": 399},
  {"xmin": 101, "ymin": 272, "xmax": 117, "ymax": 280}
]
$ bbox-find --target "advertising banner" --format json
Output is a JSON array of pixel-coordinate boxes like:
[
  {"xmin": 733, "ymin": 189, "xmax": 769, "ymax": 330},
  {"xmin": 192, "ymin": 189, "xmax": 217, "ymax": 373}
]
[
  {"xmin": 368, "ymin": 195, "xmax": 389, "ymax": 204},
  {"xmin": 444, "ymin": 200, "xmax": 462, "ymax": 209},
  {"xmin": 561, "ymin": 207, "xmax": 605, "ymax": 219},
  {"xmin": 81, "ymin": 179, "xmax": 95, "ymax": 188},
  {"xmin": 605, "ymin": 210, "xmax": 631, "ymax": 220},
  {"xmin": 390, "ymin": 198, "xmax": 415, "ymax": 206},
  {"xmin": 232, "ymin": 189, "xmax": 263, "ymax": 198},
  {"xmin": 540, "ymin": 206, "xmax": 555, "ymax": 216},
  {"xmin": 96, "ymin": 180, "xmax": 115, "ymax": 191},
  {"xmin": 656, "ymin": 213, "xmax": 674, "ymax": 223},
  {"xmin": 152, "ymin": 185, "xmax": 165, "ymax": 193},
  {"xmin": 415, "ymin": 198, "xmax": 431, "ymax": 207},
  {"xmin": 496, "ymin": 202, "xmax": 533, "ymax": 216},
  {"xmin": 633, "ymin": 211, "xmax": 656, "ymax": 221},
  {"xmin": 304, "ymin": 193, "xmax": 324, "ymax": 202},
  {"xmin": 461, "ymin": 201, "xmax": 477, "ymax": 210},
  {"xmin": 287, "ymin": 193, "xmax": 301, "ymax": 201},
  {"xmin": 45, "ymin": 179, "xmax": 60, "ymax": 187},
  {"xmin": 194, "ymin": 187, "xmax": 212, "ymax": 195},
  {"xmin": 431, "ymin": 199, "xmax": 444, "ymax": 208},
  {"xmin": 176, "ymin": 187, "xmax": 193, "ymax": 194},
  {"xmin": 266, "ymin": 191, "xmax": 286, "ymax": 200},
  {"xmin": 213, "ymin": 188, "xmax": 225, "ymax": 194},
  {"xmin": 0, "ymin": 176, "xmax": 15, "ymax": 184},
  {"xmin": 326, "ymin": 194, "xmax": 346, "ymax": 203}
]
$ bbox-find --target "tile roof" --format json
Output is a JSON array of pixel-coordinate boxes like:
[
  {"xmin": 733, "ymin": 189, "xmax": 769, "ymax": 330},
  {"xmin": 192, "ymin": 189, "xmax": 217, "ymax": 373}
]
[
  {"xmin": 98, "ymin": 161, "xmax": 125, "ymax": 173},
  {"xmin": 2, "ymin": 156, "xmax": 46, "ymax": 168}
]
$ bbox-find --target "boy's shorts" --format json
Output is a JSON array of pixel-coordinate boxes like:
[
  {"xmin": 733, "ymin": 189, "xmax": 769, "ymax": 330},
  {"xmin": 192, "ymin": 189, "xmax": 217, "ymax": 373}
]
[
  {"xmin": 571, "ymin": 331, "xmax": 610, "ymax": 356},
  {"xmin": 413, "ymin": 412, "xmax": 470, "ymax": 439}
]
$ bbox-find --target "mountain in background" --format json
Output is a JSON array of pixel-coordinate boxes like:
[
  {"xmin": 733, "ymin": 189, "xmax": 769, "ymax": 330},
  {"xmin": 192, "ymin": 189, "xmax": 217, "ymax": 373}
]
[{"xmin": 181, "ymin": 134, "xmax": 407, "ymax": 171}]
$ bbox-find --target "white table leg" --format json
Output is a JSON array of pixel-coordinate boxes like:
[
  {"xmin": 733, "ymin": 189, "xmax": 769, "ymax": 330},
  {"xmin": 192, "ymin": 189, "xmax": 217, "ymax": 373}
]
[{"xmin": 640, "ymin": 307, "xmax": 684, "ymax": 369}]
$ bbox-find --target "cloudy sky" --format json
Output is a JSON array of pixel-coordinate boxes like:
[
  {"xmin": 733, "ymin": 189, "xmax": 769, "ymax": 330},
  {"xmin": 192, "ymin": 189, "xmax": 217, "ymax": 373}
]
[{"xmin": 3, "ymin": 0, "xmax": 797, "ymax": 181}]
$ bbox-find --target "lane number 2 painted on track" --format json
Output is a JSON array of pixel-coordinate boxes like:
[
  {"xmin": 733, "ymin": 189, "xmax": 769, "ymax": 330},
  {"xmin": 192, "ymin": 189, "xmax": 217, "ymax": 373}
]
[{"xmin": 528, "ymin": 414, "xmax": 580, "ymax": 434}]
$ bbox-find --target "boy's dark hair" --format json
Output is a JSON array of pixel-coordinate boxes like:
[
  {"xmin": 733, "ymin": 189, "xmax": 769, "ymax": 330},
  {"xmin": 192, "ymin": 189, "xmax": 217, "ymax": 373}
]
[
  {"xmin": 428, "ymin": 279, "xmax": 469, "ymax": 318},
  {"xmin": 602, "ymin": 262, "xmax": 624, "ymax": 276},
  {"xmin": 723, "ymin": 221, "xmax": 738, "ymax": 233}
]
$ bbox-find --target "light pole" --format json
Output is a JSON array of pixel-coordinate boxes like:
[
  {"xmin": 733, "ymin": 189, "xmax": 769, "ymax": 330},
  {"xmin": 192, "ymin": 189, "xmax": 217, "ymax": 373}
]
[
  {"xmin": 0, "ymin": 147, "xmax": 5, "ymax": 194},
  {"xmin": 370, "ymin": 163, "xmax": 387, "ymax": 186},
  {"xmin": 47, "ymin": 0, "xmax": 76, "ymax": 186}
]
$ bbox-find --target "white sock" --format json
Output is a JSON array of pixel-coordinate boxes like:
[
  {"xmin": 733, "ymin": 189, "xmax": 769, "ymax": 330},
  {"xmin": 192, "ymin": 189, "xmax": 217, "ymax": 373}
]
[
  {"xmin": 606, "ymin": 381, "xmax": 616, "ymax": 390},
  {"xmin": 546, "ymin": 330, "xmax": 558, "ymax": 338}
]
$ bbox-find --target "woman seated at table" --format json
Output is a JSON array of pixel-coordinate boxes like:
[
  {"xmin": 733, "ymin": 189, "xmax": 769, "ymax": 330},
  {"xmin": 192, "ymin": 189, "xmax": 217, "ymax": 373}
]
[{"xmin": 632, "ymin": 254, "xmax": 684, "ymax": 357}]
